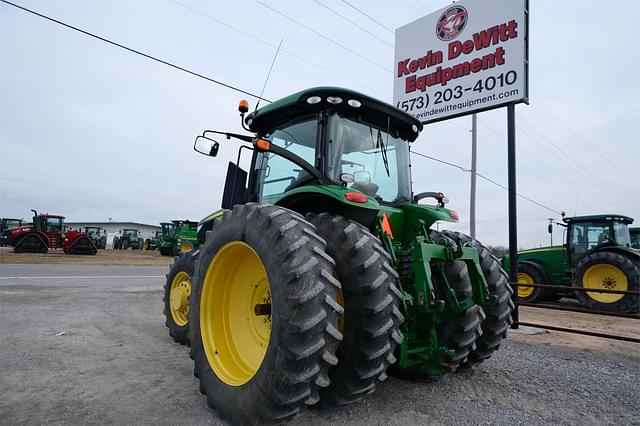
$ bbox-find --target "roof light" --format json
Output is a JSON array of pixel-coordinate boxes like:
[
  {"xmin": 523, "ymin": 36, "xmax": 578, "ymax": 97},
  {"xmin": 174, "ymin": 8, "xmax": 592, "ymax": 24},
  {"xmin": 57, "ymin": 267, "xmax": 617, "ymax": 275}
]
[
  {"xmin": 307, "ymin": 96, "xmax": 322, "ymax": 104},
  {"xmin": 326, "ymin": 96, "xmax": 343, "ymax": 104},
  {"xmin": 347, "ymin": 99, "xmax": 361, "ymax": 108},
  {"xmin": 345, "ymin": 191, "xmax": 368, "ymax": 203},
  {"xmin": 238, "ymin": 99, "xmax": 249, "ymax": 113}
]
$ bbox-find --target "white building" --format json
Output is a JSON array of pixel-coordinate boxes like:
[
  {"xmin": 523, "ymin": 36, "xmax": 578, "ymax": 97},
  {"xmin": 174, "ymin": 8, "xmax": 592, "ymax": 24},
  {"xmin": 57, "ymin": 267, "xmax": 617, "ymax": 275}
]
[{"xmin": 64, "ymin": 221, "xmax": 161, "ymax": 249}]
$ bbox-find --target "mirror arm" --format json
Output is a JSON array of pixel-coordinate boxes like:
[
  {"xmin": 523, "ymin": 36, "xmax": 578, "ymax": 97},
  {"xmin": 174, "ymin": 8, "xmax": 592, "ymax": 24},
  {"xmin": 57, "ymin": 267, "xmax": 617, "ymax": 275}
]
[{"xmin": 203, "ymin": 130, "xmax": 253, "ymax": 143}]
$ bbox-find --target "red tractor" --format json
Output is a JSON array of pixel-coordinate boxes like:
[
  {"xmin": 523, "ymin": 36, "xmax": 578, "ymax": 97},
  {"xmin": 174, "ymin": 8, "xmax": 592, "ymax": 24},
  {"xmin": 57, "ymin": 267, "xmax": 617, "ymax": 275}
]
[{"xmin": 2, "ymin": 210, "xmax": 97, "ymax": 255}]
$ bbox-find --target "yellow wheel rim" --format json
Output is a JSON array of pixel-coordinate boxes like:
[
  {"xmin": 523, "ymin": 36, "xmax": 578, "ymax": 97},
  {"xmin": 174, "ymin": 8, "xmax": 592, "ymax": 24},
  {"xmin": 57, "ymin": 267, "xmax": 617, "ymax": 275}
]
[
  {"xmin": 180, "ymin": 241, "xmax": 193, "ymax": 252},
  {"xmin": 583, "ymin": 264, "xmax": 627, "ymax": 303},
  {"xmin": 201, "ymin": 241, "xmax": 271, "ymax": 386},
  {"xmin": 169, "ymin": 271, "xmax": 191, "ymax": 326},
  {"xmin": 517, "ymin": 272, "xmax": 535, "ymax": 298}
]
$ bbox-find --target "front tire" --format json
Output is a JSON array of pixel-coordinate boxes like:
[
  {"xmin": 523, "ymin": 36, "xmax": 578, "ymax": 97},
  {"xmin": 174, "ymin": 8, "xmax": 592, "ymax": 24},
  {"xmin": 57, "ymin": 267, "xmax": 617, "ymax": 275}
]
[
  {"xmin": 307, "ymin": 213, "xmax": 403, "ymax": 407},
  {"xmin": 164, "ymin": 251, "xmax": 197, "ymax": 345},
  {"xmin": 516, "ymin": 261, "xmax": 548, "ymax": 303},
  {"xmin": 190, "ymin": 204, "xmax": 342, "ymax": 424}
]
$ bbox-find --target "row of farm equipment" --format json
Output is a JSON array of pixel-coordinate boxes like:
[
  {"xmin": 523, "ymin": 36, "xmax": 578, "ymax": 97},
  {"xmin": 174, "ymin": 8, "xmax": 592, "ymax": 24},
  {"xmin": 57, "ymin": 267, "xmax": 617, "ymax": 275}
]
[{"xmin": 1, "ymin": 212, "xmax": 199, "ymax": 257}]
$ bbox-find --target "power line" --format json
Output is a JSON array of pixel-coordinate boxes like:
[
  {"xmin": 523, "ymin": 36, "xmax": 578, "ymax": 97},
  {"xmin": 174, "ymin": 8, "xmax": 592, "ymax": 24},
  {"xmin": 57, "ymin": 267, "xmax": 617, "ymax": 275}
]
[
  {"xmin": 254, "ymin": 0, "xmax": 391, "ymax": 72},
  {"xmin": 0, "ymin": 0, "xmax": 271, "ymax": 102},
  {"xmin": 313, "ymin": 0, "xmax": 393, "ymax": 48},
  {"xmin": 410, "ymin": 150, "xmax": 562, "ymax": 215},
  {"xmin": 168, "ymin": 0, "xmax": 389, "ymax": 98},
  {"xmin": 340, "ymin": 0, "xmax": 394, "ymax": 34}
]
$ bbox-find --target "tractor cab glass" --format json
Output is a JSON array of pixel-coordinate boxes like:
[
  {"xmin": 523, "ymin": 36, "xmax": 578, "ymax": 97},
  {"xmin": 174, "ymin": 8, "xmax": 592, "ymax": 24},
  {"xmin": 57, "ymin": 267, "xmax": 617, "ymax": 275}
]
[
  {"xmin": 5, "ymin": 219, "xmax": 21, "ymax": 228},
  {"xmin": 44, "ymin": 217, "xmax": 63, "ymax": 233},
  {"xmin": 569, "ymin": 220, "xmax": 631, "ymax": 259},
  {"xmin": 255, "ymin": 117, "xmax": 317, "ymax": 199},
  {"xmin": 162, "ymin": 222, "xmax": 177, "ymax": 238},
  {"xmin": 123, "ymin": 229, "xmax": 138, "ymax": 238},
  {"xmin": 326, "ymin": 114, "xmax": 411, "ymax": 203}
]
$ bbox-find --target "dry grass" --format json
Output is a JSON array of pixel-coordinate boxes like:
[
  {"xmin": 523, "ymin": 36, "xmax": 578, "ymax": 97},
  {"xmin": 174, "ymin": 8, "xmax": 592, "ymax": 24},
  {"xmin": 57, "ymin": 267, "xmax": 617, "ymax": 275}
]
[{"xmin": 0, "ymin": 247, "xmax": 172, "ymax": 266}]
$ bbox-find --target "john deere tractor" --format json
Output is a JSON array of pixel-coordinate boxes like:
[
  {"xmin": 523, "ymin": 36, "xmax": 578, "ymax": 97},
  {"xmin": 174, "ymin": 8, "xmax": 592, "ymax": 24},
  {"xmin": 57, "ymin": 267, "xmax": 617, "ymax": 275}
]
[
  {"xmin": 631, "ymin": 227, "xmax": 640, "ymax": 249},
  {"xmin": 113, "ymin": 228, "xmax": 143, "ymax": 250},
  {"xmin": 164, "ymin": 87, "xmax": 513, "ymax": 424},
  {"xmin": 84, "ymin": 226, "xmax": 107, "ymax": 249},
  {"xmin": 157, "ymin": 220, "xmax": 198, "ymax": 256},
  {"xmin": 144, "ymin": 230, "xmax": 162, "ymax": 250},
  {"xmin": 514, "ymin": 214, "xmax": 639, "ymax": 312}
]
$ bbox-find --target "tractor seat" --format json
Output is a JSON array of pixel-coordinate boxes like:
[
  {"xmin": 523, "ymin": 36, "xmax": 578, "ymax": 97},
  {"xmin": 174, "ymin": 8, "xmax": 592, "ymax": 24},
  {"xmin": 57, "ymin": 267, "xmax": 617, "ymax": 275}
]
[{"xmin": 351, "ymin": 182, "xmax": 379, "ymax": 197}]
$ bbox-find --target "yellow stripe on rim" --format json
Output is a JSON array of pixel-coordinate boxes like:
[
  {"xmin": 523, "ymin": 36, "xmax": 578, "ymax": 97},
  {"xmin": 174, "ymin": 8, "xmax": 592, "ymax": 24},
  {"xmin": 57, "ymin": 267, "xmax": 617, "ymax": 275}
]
[
  {"xmin": 583, "ymin": 264, "xmax": 627, "ymax": 304},
  {"xmin": 169, "ymin": 271, "xmax": 191, "ymax": 326},
  {"xmin": 517, "ymin": 272, "xmax": 535, "ymax": 298},
  {"xmin": 201, "ymin": 241, "xmax": 271, "ymax": 386}
]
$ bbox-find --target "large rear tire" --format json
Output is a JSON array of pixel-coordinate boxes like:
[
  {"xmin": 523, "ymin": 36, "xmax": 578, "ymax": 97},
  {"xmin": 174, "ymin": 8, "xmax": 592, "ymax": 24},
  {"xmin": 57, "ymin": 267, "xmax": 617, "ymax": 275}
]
[
  {"xmin": 189, "ymin": 204, "xmax": 342, "ymax": 424},
  {"xmin": 164, "ymin": 251, "xmax": 197, "ymax": 345},
  {"xmin": 441, "ymin": 231, "xmax": 513, "ymax": 367},
  {"xmin": 574, "ymin": 251, "xmax": 639, "ymax": 313},
  {"xmin": 307, "ymin": 213, "xmax": 403, "ymax": 407}
]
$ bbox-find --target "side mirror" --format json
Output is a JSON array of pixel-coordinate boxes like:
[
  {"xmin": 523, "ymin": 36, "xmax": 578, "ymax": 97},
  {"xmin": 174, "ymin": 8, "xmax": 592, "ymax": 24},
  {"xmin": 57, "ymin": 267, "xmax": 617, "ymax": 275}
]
[
  {"xmin": 194, "ymin": 136, "xmax": 220, "ymax": 157},
  {"xmin": 548, "ymin": 224, "xmax": 553, "ymax": 234}
]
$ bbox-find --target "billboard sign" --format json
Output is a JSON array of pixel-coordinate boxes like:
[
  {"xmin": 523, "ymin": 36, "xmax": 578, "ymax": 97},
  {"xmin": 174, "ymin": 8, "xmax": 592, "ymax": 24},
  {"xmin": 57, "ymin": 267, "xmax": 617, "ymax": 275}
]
[{"xmin": 393, "ymin": 0, "xmax": 528, "ymax": 124}]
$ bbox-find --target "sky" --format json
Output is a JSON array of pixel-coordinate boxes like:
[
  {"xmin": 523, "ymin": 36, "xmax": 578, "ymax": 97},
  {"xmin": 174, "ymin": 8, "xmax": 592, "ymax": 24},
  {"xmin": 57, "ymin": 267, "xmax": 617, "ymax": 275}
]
[{"xmin": 1, "ymin": 0, "xmax": 639, "ymax": 248}]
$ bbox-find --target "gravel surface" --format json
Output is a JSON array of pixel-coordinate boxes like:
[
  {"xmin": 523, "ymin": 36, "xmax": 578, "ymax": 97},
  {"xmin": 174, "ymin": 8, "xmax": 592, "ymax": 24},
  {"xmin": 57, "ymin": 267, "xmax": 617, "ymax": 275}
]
[{"xmin": 1, "ymin": 264, "xmax": 638, "ymax": 425}]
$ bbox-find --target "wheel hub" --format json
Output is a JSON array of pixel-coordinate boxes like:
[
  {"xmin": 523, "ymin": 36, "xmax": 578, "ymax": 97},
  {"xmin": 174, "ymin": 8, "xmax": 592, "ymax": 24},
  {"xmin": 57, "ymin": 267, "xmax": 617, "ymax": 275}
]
[
  {"xmin": 583, "ymin": 264, "xmax": 627, "ymax": 304},
  {"xmin": 169, "ymin": 272, "xmax": 191, "ymax": 326}
]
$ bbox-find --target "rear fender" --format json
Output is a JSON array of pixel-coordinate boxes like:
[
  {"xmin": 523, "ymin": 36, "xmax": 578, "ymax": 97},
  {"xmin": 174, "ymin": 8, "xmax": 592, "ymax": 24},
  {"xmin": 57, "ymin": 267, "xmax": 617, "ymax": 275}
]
[{"xmin": 270, "ymin": 185, "xmax": 380, "ymax": 228}]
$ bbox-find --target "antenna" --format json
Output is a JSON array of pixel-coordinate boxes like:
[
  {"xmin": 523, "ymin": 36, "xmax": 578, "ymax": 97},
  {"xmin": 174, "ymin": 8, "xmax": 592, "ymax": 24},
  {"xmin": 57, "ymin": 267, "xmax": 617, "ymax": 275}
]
[{"xmin": 254, "ymin": 38, "xmax": 283, "ymax": 111}]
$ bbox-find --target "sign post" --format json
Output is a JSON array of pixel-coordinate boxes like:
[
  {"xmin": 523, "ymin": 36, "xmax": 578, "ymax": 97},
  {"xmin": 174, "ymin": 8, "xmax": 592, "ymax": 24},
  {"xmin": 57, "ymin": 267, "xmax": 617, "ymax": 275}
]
[{"xmin": 394, "ymin": 0, "xmax": 529, "ymax": 328}]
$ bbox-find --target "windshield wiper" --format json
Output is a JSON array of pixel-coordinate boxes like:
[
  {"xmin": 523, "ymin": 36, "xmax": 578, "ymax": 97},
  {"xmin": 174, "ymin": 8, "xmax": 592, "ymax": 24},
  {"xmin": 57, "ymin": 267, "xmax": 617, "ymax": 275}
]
[{"xmin": 371, "ymin": 128, "xmax": 390, "ymax": 177}]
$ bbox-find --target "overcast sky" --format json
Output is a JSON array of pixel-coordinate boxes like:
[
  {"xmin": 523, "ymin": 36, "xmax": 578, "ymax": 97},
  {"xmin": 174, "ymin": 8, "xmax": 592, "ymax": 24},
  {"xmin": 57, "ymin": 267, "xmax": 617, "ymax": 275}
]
[{"xmin": 1, "ymin": 0, "xmax": 638, "ymax": 248}]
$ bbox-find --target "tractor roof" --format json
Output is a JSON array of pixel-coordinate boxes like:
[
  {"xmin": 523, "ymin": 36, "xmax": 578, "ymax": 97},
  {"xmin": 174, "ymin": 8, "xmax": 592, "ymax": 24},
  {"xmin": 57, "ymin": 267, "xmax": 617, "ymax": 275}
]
[
  {"xmin": 564, "ymin": 214, "xmax": 634, "ymax": 224},
  {"xmin": 41, "ymin": 214, "xmax": 64, "ymax": 219},
  {"xmin": 245, "ymin": 86, "xmax": 423, "ymax": 142},
  {"xmin": 171, "ymin": 220, "xmax": 198, "ymax": 225}
]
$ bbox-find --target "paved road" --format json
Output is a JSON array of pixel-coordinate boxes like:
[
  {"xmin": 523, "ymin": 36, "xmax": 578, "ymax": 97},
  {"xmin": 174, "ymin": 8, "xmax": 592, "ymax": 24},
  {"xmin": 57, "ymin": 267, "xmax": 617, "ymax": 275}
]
[{"xmin": 1, "ymin": 264, "xmax": 638, "ymax": 425}]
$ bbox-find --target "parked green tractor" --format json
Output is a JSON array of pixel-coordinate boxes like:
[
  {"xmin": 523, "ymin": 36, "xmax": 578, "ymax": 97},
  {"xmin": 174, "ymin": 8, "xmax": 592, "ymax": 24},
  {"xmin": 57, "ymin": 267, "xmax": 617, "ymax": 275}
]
[
  {"xmin": 164, "ymin": 87, "xmax": 513, "ymax": 424},
  {"xmin": 631, "ymin": 227, "xmax": 640, "ymax": 249},
  {"xmin": 84, "ymin": 226, "xmax": 107, "ymax": 249},
  {"xmin": 158, "ymin": 220, "xmax": 198, "ymax": 256},
  {"xmin": 113, "ymin": 228, "xmax": 143, "ymax": 250},
  {"xmin": 513, "ymin": 214, "xmax": 639, "ymax": 312},
  {"xmin": 144, "ymin": 230, "xmax": 162, "ymax": 251}
]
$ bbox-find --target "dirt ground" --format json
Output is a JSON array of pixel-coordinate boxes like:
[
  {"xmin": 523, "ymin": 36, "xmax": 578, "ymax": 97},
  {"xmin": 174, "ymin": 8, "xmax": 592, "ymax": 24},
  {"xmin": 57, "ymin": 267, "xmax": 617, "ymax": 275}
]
[
  {"xmin": 0, "ymin": 247, "xmax": 172, "ymax": 266},
  {"xmin": 0, "ymin": 263, "xmax": 638, "ymax": 425}
]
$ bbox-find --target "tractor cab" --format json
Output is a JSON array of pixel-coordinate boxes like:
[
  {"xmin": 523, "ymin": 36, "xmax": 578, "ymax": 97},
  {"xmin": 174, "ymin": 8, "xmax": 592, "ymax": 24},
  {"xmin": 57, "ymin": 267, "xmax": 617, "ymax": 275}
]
[
  {"xmin": 122, "ymin": 228, "xmax": 139, "ymax": 238},
  {"xmin": 161, "ymin": 222, "xmax": 176, "ymax": 239},
  {"xmin": 84, "ymin": 226, "xmax": 103, "ymax": 239},
  {"xmin": 194, "ymin": 87, "xmax": 426, "ymax": 227},
  {"xmin": 565, "ymin": 214, "xmax": 634, "ymax": 264}
]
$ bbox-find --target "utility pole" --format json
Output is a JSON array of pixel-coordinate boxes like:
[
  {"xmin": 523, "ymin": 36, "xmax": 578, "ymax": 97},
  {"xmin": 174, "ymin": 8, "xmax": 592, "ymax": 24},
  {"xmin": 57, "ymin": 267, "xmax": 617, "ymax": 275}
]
[{"xmin": 470, "ymin": 113, "xmax": 478, "ymax": 238}]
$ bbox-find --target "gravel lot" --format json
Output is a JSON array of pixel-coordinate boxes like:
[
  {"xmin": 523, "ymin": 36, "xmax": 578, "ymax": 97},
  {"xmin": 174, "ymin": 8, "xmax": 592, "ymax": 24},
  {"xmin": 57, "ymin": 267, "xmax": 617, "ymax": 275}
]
[{"xmin": 1, "ymin": 263, "xmax": 638, "ymax": 425}]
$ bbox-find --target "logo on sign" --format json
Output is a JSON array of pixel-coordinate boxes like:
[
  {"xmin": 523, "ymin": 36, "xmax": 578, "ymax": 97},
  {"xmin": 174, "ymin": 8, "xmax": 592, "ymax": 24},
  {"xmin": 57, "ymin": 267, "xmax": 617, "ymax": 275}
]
[{"xmin": 436, "ymin": 6, "xmax": 468, "ymax": 41}]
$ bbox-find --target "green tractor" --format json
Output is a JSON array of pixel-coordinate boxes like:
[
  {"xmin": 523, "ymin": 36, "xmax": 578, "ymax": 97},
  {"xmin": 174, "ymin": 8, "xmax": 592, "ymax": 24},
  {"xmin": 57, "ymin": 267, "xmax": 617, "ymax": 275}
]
[
  {"xmin": 164, "ymin": 87, "xmax": 513, "ymax": 424},
  {"xmin": 513, "ymin": 214, "xmax": 639, "ymax": 312},
  {"xmin": 157, "ymin": 220, "xmax": 198, "ymax": 256},
  {"xmin": 83, "ymin": 226, "xmax": 107, "ymax": 249},
  {"xmin": 631, "ymin": 227, "xmax": 640, "ymax": 249},
  {"xmin": 113, "ymin": 228, "xmax": 143, "ymax": 250},
  {"xmin": 144, "ymin": 230, "xmax": 162, "ymax": 251}
]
